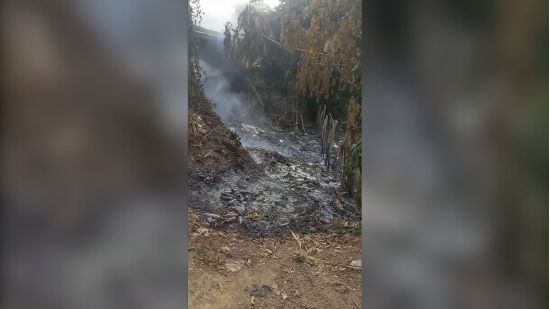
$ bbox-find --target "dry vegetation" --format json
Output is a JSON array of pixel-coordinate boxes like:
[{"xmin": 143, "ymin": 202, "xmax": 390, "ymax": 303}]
[
  {"xmin": 188, "ymin": 76, "xmax": 255, "ymax": 173},
  {"xmin": 225, "ymin": 0, "xmax": 361, "ymax": 100}
]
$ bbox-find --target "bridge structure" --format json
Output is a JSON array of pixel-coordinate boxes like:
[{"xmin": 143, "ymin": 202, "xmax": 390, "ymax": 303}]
[
  {"xmin": 192, "ymin": 26, "xmax": 240, "ymax": 81},
  {"xmin": 193, "ymin": 26, "xmax": 225, "ymax": 40}
]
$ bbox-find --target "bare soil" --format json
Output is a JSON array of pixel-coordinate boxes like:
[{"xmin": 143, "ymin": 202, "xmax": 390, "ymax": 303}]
[{"xmin": 188, "ymin": 214, "xmax": 362, "ymax": 309}]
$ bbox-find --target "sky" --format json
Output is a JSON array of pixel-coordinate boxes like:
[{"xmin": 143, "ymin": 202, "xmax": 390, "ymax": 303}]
[{"xmin": 200, "ymin": 0, "xmax": 279, "ymax": 32}]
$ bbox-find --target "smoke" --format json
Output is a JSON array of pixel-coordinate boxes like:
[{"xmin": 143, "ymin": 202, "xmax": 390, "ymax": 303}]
[
  {"xmin": 203, "ymin": 72, "xmax": 262, "ymax": 124},
  {"xmin": 197, "ymin": 33, "xmax": 267, "ymax": 125}
]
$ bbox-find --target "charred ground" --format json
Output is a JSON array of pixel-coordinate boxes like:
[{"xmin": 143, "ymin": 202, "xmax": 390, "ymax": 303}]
[{"xmin": 188, "ymin": 82, "xmax": 359, "ymax": 237}]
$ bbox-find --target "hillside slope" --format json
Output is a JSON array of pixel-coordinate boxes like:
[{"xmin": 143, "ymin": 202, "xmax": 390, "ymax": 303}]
[{"xmin": 188, "ymin": 76, "xmax": 255, "ymax": 174}]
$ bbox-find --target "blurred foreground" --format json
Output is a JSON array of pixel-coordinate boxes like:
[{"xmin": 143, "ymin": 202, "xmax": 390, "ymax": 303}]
[
  {"xmin": 3, "ymin": 0, "xmax": 188, "ymax": 308},
  {"xmin": 365, "ymin": 0, "xmax": 547, "ymax": 308}
]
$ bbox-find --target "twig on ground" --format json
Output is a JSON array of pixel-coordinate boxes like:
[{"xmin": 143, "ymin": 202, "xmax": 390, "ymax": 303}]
[
  {"xmin": 193, "ymin": 131, "xmax": 212, "ymax": 147},
  {"xmin": 205, "ymin": 213, "xmax": 222, "ymax": 219},
  {"xmin": 289, "ymin": 230, "xmax": 302, "ymax": 250}
]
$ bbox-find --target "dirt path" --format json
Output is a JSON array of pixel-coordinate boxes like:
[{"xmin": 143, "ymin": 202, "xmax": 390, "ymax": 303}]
[{"xmin": 188, "ymin": 214, "xmax": 362, "ymax": 309}]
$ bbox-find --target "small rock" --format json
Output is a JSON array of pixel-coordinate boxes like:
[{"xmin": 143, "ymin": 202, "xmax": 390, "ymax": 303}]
[
  {"xmin": 195, "ymin": 228, "xmax": 209, "ymax": 236},
  {"xmin": 220, "ymin": 246, "xmax": 231, "ymax": 253},
  {"xmin": 350, "ymin": 260, "xmax": 361, "ymax": 269},
  {"xmin": 225, "ymin": 260, "xmax": 244, "ymax": 272},
  {"xmin": 247, "ymin": 284, "xmax": 272, "ymax": 297},
  {"xmin": 248, "ymin": 211, "xmax": 261, "ymax": 221},
  {"xmin": 281, "ymin": 292, "xmax": 288, "ymax": 300}
]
